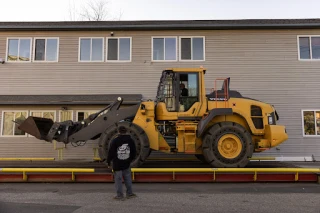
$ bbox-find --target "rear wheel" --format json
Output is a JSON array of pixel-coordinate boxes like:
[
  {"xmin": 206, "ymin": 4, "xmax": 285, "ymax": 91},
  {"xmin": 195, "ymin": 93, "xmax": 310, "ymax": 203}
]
[
  {"xmin": 202, "ymin": 121, "xmax": 253, "ymax": 168},
  {"xmin": 98, "ymin": 121, "xmax": 150, "ymax": 168}
]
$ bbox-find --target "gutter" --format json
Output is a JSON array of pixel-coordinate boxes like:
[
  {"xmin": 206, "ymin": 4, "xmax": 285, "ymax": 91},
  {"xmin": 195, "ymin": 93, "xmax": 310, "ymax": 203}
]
[{"xmin": 2, "ymin": 23, "xmax": 320, "ymax": 31}]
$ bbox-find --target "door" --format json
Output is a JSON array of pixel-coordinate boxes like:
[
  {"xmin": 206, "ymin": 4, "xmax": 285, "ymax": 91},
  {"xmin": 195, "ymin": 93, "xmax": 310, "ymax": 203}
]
[{"xmin": 177, "ymin": 72, "xmax": 201, "ymax": 119}]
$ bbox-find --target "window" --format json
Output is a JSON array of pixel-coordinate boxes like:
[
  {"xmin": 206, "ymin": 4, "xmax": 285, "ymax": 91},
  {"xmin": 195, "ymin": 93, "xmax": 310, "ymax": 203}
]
[
  {"xmin": 179, "ymin": 37, "xmax": 205, "ymax": 61},
  {"xmin": 1, "ymin": 111, "xmax": 28, "ymax": 136},
  {"xmin": 106, "ymin": 37, "xmax": 131, "ymax": 61},
  {"xmin": 179, "ymin": 73, "xmax": 199, "ymax": 111},
  {"xmin": 6, "ymin": 38, "xmax": 32, "ymax": 62},
  {"xmin": 302, "ymin": 110, "xmax": 320, "ymax": 136},
  {"xmin": 59, "ymin": 110, "xmax": 73, "ymax": 122},
  {"xmin": 79, "ymin": 38, "xmax": 104, "ymax": 62},
  {"xmin": 152, "ymin": 37, "xmax": 177, "ymax": 61},
  {"xmin": 76, "ymin": 110, "xmax": 98, "ymax": 121},
  {"xmin": 298, "ymin": 36, "xmax": 320, "ymax": 60},
  {"xmin": 33, "ymin": 38, "xmax": 59, "ymax": 62}
]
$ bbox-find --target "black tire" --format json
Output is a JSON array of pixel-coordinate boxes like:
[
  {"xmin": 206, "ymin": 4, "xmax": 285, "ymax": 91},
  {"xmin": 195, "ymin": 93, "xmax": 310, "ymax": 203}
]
[
  {"xmin": 98, "ymin": 121, "xmax": 150, "ymax": 168},
  {"xmin": 202, "ymin": 121, "xmax": 253, "ymax": 168},
  {"xmin": 195, "ymin": 154, "xmax": 207, "ymax": 164}
]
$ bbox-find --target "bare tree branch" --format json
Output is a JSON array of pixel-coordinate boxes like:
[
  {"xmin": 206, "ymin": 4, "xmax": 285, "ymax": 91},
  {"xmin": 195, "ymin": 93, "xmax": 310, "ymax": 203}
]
[
  {"xmin": 113, "ymin": 8, "xmax": 124, "ymax": 21},
  {"xmin": 80, "ymin": 0, "xmax": 110, "ymax": 21},
  {"xmin": 67, "ymin": 0, "xmax": 79, "ymax": 21},
  {"xmin": 66, "ymin": 0, "xmax": 123, "ymax": 21}
]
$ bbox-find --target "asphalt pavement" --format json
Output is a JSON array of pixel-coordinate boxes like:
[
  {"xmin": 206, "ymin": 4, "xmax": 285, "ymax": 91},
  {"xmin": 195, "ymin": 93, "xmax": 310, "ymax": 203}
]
[{"xmin": 0, "ymin": 182, "xmax": 319, "ymax": 213}]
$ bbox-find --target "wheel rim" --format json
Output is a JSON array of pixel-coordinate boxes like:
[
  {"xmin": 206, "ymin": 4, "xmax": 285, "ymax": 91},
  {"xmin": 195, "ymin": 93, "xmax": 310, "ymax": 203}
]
[{"xmin": 217, "ymin": 134, "xmax": 242, "ymax": 159}]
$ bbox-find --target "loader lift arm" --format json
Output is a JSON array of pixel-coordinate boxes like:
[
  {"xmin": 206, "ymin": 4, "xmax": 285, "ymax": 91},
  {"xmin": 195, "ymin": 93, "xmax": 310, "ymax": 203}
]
[{"xmin": 17, "ymin": 97, "xmax": 141, "ymax": 144}]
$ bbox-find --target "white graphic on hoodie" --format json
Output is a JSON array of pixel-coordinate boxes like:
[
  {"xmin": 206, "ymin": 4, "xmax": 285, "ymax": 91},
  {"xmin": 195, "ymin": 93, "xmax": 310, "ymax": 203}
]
[{"xmin": 117, "ymin": 143, "xmax": 130, "ymax": 160}]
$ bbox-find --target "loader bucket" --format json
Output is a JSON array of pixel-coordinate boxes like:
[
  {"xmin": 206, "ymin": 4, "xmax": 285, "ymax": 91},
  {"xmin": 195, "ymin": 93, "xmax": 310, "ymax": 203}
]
[{"xmin": 17, "ymin": 116, "xmax": 54, "ymax": 140}]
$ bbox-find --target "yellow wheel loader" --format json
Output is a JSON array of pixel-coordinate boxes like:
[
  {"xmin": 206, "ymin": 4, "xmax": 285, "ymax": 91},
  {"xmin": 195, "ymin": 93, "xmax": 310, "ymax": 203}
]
[{"xmin": 17, "ymin": 67, "xmax": 288, "ymax": 168}]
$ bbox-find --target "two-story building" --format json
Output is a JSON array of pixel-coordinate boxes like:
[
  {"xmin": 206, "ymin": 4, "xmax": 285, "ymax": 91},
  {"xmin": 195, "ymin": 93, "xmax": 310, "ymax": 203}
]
[{"xmin": 0, "ymin": 19, "xmax": 319, "ymax": 161}]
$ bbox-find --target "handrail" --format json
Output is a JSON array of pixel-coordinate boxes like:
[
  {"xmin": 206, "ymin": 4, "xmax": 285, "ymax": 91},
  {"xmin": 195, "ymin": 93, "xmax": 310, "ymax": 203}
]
[
  {"xmin": 131, "ymin": 168, "xmax": 320, "ymax": 173},
  {"xmin": 0, "ymin": 168, "xmax": 95, "ymax": 181},
  {"xmin": 131, "ymin": 167, "xmax": 320, "ymax": 182},
  {"xmin": 0, "ymin": 168, "xmax": 95, "ymax": 172},
  {"xmin": 214, "ymin": 78, "xmax": 229, "ymax": 108},
  {"xmin": 0, "ymin": 158, "xmax": 55, "ymax": 161}
]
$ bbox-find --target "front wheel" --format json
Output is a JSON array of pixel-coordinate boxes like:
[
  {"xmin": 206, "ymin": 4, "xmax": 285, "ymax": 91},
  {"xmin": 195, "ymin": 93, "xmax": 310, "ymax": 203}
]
[
  {"xmin": 98, "ymin": 121, "xmax": 150, "ymax": 168},
  {"xmin": 202, "ymin": 121, "xmax": 253, "ymax": 168}
]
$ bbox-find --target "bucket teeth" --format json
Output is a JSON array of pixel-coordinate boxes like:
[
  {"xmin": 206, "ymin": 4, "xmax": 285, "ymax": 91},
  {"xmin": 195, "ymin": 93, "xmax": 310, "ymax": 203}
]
[{"xmin": 17, "ymin": 116, "xmax": 54, "ymax": 140}]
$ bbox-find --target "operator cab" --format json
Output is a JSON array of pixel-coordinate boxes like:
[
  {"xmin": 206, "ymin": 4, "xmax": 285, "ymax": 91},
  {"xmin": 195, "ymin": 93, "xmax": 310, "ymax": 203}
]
[{"xmin": 155, "ymin": 68, "xmax": 204, "ymax": 121}]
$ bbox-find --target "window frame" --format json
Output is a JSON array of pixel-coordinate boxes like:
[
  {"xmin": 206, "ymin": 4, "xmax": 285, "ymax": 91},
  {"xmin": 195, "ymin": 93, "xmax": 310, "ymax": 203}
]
[
  {"xmin": 106, "ymin": 37, "xmax": 132, "ymax": 62},
  {"xmin": 0, "ymin": 110, "xmax": 29, "ymax": 137},
  {"xmin": 297, "ymin": 35, "xmax": 320, "ymax": 61},
  {"xmin": 78, "ymin": 37, "xmax": 105, "ymax": 62},
  {"xmin": 151, "ymin": 36, "xmax": 178, "ymax": 62},
  {"xmin": 32, "ymin": 37, "xmax": 59, "ymax": 62},
  {"xmin": 301, "ymin": 109, "xmax": 320, "ymax": 137},
  {"xmin": 5, "ymin": 37, "xmax": 32, "ymax": 63},
  {"xmin": 179, "ymin": 36, "xmax": 205, "ymax": 62}
]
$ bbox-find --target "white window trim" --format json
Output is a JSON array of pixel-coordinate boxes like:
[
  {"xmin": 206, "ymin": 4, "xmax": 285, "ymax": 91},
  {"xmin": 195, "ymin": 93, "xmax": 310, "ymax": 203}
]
[
  {"xmin": 32, "ymin": 37, "xmax": 59, "ymax": 62},
  {"xmin": 75, "ymin": 110, "xmax": 99, "ymax": 121},
  {"xmin": 301, "ymin": 109, "xmax": 320, "ymax": 137},
  {"xmin": 78, "ymin": 37, "xmax": 104, "ymax": 62},
  {"xmin": 1, "ymin": 110, "xmax": 29, "ymax": 137},
  {"xmin": 297, "ymin": 35, "xmax": 320, "ymax": 61},
  {"xmin": 58, "ymin": 110, "xmax": 74, "ymax": 122},
  {"xmin": 5, "ymin": 37, "xmax": 32, "ymax": 63},
  {"xmin": 106, "ymin": 37, "xmax": 132, "ymax": 62},
  {"xmin": 179, "ymin": 36, "xmax": 205, "ymax": 62},
  {"xmin": 151, "ymin": 36, "xmax": 178, "ymax": 62}
]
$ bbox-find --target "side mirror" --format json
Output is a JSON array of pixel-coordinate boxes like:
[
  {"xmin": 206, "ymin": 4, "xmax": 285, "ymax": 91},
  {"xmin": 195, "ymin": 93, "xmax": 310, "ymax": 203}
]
[{"xmin": 0, "ymin": 58, "xmax": 5, "ymax": 64}]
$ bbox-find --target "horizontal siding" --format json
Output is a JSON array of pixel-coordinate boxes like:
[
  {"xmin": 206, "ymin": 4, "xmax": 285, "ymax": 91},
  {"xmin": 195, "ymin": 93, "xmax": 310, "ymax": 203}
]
[{"xmin": 0, "ymin": 29, "xmax": 320, "ymax": 161}]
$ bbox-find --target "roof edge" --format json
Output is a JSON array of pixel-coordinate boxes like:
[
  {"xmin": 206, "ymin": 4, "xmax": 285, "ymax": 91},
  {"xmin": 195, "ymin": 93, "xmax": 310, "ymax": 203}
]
[{"xmin": 2, "ymin": 19, "xmax": 320, "ymax": 31}]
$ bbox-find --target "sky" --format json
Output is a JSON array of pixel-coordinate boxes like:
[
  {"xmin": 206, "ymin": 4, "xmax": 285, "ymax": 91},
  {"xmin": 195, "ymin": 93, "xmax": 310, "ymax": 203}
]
[{"xmin": 0, "ymin": 0, "xmax": 319, "ymax": 22}]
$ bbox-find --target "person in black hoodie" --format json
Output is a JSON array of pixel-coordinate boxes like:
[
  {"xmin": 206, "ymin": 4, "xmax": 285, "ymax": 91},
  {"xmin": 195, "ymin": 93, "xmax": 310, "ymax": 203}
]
[{"xmin": 107, "ymin": 125, "xmax": 137, "ymax": 200}]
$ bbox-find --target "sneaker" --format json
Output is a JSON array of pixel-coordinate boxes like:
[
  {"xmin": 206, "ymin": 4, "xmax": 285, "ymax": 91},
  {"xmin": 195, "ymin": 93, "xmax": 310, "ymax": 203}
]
[
  {"xmin": 126, "ymin": 193, "xmax": 137, "ymax": 199},
  {"xmin": 113, "ymin": 196, "xmax": 125, "ymax": 201}
]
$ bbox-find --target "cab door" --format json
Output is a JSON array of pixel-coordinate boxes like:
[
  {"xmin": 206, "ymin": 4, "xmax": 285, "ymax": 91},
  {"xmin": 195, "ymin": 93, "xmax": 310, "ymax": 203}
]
[{"xmin": 177, "ymin": 72, "xmax": 202, "ymax": 120}]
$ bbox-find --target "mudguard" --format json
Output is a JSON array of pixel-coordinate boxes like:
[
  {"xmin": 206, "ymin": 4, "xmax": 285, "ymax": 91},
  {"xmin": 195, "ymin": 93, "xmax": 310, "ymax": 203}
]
[{"xmin": 197, "ymin": 108, "xmax": 233, "ymax": 137}]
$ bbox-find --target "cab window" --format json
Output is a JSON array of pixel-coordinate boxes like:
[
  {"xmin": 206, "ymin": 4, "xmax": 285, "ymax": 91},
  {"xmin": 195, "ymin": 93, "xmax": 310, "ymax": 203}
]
[{"xmin": 179, "ymin": 73, "xmax": 199, "ymax": 111}]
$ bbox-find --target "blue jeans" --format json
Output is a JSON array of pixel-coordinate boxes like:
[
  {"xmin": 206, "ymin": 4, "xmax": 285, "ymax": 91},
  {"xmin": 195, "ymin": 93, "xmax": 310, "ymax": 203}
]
[{"xmin": 114, "ymin": 167, "xmax": 133, "ymax": 197}]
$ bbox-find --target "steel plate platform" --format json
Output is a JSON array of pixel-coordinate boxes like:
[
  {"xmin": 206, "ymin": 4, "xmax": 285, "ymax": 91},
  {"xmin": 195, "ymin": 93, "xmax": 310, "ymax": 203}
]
[{"xmin": 0, "ymin": 160, "xmax": 319, "ymax": 183}]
